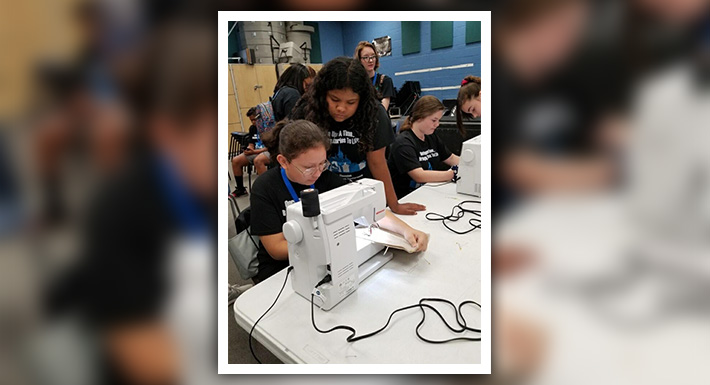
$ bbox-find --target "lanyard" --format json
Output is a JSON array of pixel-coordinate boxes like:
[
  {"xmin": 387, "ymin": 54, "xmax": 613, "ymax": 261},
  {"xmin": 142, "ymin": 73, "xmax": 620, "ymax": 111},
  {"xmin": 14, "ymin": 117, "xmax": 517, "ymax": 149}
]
[
  {"xmin": 154, "ymin": 155, "xmax": 207, "ymax": 235},
  {"xmin": 280, "ymin": 167, "xmax": 314, "ymax": 203},
  {"xmin": 372, "ymin": 73, "xmax": 379, "ymax": 86}
]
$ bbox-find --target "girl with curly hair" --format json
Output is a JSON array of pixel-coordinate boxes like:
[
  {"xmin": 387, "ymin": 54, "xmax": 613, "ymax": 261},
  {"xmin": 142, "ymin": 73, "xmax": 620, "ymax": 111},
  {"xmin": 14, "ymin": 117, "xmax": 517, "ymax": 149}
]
[{"xmin": 290, "ymin": 56, "xmax": 425, "ymax": 215}]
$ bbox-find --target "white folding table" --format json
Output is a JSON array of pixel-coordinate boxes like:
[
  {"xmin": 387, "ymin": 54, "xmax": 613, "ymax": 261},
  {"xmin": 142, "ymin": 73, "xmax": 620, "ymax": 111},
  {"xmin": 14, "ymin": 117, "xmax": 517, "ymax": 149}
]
[{"xmin": 233, "ymin": 182, "xmax": 482, "ymax": 364}]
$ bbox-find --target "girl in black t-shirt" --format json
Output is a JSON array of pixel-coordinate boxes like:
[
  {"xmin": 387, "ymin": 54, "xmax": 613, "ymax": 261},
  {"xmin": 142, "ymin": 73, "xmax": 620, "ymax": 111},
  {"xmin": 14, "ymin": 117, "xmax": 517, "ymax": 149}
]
[
  {"xmin": 250, "ymin": 119, "xmax": 429, "ymax": 282},
  {"xmin": 388, "ymin": 96, "xmax": 460, "ymax": 199},
  {"xmin": 272, "ymin": 63, "xmax": 314, "ymax": 122},
  {"xmin": 252, "ymin": 64, "xmax": 316, "ymax": 174},
  {"xmin": 290, "ymin": 56, "xmax": 425, "ymax": 216}
]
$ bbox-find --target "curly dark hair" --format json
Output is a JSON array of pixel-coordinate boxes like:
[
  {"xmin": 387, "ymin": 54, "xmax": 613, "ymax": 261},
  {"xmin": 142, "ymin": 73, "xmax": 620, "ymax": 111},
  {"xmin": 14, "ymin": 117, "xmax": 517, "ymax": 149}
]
[{"xmin": 291, "ymin": 56, "xmax": 378, "ymax": 154}]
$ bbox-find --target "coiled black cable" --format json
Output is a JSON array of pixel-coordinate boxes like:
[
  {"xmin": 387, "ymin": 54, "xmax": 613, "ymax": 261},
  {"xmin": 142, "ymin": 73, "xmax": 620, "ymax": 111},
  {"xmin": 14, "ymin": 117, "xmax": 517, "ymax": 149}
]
[{"xmin": 425, "ymin": 199, "xmax": 481, "ymax": 234}]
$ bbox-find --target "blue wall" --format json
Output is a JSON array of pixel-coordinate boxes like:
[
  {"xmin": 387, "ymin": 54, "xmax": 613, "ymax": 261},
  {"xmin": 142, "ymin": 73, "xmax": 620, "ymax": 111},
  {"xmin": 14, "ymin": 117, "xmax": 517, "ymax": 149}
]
[
  {"xmin": 315, "ymin": 21, "xmax": 481, "ymax": 102},
  {"xmin": 317, "ymin": 22, "xmax": 345, "ymax": 61}
]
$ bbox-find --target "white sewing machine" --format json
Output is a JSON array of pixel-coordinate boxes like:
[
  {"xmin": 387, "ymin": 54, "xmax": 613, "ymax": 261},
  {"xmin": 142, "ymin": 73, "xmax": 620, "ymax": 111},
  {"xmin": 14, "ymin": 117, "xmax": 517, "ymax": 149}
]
[
  {"xmin": 457, "ymin": 135, "xmax": 481, "ymax": 196},
  {"xmin": 282, "ymin": 178, "xmax": 392, "ymax": 310}
]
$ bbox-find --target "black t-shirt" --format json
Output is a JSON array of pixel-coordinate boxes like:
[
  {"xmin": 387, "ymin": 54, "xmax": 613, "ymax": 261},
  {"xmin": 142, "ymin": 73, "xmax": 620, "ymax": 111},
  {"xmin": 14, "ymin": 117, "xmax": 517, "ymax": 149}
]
[
  {"xmin": 492, "ymin": 59, "xmax": 602, "ymax": 218},
  {"xmin": 47, "ymin": 153, "xmax": 217, "ymax": 385},
  {"xmin": 272, "ymin": 86, "xmax": 301, "ymax": 122},
  {"xmin": 327, "ymin": 103, "xmax": 394, "ymax": 181},
  {"xmin": 387, "ymin": 129, "xmax": 453, "ymax": 199},
  {"xmin": 249, "ymin": 167, "xmax": 348, "ymax": 281},
  {"xmin": 371, "ymin": 73, "xmax": 395, "ymax": 101},
  {"xmin": 64, "ymin": 156, "xmax": 173, "ymax": 326},
  {"xmin": 247, "ymin": 124, "xmax": 265, "ymax": 149}
]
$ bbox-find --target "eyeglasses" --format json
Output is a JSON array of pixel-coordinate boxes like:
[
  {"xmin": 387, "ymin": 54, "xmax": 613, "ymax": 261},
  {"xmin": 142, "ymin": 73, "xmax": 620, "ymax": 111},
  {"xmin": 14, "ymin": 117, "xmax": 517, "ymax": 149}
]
[
  {"xmin": 292, "ymin": 160, "xmax": 331, "ymax": 177},
  {"xmin": 360, "ymin": 55, "xmax": 377, "ymax": 62}
]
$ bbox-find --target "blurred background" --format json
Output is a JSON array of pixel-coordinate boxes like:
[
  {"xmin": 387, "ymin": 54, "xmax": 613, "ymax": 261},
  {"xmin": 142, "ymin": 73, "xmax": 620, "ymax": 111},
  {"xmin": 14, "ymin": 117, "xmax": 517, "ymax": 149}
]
[{"xmin": 2, "ymin": 0, "xmax": 710, "ymax": 384}]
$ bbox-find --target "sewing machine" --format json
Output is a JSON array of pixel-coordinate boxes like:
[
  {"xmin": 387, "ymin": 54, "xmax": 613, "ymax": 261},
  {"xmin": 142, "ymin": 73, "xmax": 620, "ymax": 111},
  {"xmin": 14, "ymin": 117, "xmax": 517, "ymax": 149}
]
[
  {"xmin": 282, "ymin": 178, "xmax": 391, "ymax": 310},
  {"xmin": 457, "ymin": 135, "xmax": 481, "ymax": 196}
]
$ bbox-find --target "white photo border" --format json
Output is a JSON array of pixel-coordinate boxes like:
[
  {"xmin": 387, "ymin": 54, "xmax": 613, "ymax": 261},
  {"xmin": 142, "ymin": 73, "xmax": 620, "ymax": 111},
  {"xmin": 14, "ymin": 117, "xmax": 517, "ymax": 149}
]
[{"xmin": 218, "ymin": 11, "xmax": 492, "ymax": 375}]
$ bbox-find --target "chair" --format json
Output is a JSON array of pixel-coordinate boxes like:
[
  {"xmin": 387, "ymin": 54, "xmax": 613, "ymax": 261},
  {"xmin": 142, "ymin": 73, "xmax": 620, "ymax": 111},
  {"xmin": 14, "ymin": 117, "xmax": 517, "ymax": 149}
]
[
  {"xmin": 228, "ymin": 159, "xmax": 236, "ymax": 194},
  {"xmin": 229, "ymin": 131, "xmax": 254, "ymax": 189},
  {"xmin": 229, "ymin": 131, "xmax": 249, "ymax": 159}
]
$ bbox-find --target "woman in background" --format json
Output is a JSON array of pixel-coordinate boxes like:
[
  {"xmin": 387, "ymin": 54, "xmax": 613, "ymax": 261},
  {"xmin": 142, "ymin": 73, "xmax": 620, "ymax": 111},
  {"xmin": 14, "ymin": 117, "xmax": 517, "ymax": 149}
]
[
  {"xmin": 354, "ymin": 41, "xmax": 395, "ymax": 111},
  {"xmin": 388, "ymin": 95, "xmax": 460, "ymax": 199}
]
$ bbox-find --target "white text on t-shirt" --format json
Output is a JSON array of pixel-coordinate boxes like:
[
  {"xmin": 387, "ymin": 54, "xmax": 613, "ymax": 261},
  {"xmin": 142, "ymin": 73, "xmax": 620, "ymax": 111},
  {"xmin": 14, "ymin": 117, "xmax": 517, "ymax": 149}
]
[{"xmin": 418, "ymin": 149, "xmax": 439, "ymax": 162}]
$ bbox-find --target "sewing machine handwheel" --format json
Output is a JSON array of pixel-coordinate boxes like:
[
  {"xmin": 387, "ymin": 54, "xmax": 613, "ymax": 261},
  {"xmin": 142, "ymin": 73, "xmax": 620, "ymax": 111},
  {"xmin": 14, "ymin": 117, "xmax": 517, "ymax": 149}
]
[
  {"xmin": 461, "ymin": 148, "xmax": 475, "ymax": 163},
  {"xmin": 283, "ymin": 221, "xmax": 303, "ymax": 243}
]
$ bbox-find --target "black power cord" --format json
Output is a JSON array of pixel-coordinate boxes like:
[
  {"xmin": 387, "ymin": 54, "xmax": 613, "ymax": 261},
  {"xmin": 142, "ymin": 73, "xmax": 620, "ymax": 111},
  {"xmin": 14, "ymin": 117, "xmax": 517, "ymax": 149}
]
[
  {"xmin": 311, "ymin": 289, "xmax": 481, "ymax": 344},
  {"xmin": 251, "ymin": 269, "xmax": 482, "ymax": 363},
  {"xmin": 248, "ymin": 266, "xmax": 293, "ymax": 364},
  {"xmin": 426, "ymin": 199, "xmax": 481, "ymax": 234}
]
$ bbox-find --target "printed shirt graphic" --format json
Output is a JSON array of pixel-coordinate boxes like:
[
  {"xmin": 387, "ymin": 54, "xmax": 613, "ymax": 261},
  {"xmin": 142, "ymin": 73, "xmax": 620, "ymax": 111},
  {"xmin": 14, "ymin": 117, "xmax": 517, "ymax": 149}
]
[
  {"xmin": 248, "ymin": 124, "xmax": 265, "ymax": 149},
  {"xmin": 328, "ymin": 129, "xmax": 368, "ymax": 179},
  {"xmin": 326, "ymin": 104, "xmax": 394, "ymax": 182},
  {"xmin": 387, "ymin": 129, "xmax": 453, "ymax": 199}
]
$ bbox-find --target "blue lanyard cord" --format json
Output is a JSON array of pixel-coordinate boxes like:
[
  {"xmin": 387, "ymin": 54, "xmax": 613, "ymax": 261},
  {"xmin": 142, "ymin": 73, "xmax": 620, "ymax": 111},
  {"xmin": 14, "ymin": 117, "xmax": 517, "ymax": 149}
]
[
  {"xmin": 280, "ymin": 167, "xmax": 314, "ymax": 203},
  {"xmin": 154, "ymin": 155, "xmax": 207, "ymax": 235},
  {"xmin": 372, "ymin": 73, "xmax": 379, "ymax": 87}
]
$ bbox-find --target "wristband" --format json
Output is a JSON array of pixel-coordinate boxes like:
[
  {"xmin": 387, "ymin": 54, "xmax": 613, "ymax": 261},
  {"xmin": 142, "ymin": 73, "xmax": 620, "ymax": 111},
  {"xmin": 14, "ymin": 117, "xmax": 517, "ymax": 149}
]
[{"xmin": 451, "ymin": 165, "xmax": 460, "ymax": 182}]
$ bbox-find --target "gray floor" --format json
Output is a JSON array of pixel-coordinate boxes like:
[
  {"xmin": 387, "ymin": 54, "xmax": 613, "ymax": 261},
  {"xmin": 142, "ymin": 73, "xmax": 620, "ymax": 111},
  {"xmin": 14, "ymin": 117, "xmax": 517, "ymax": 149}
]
[{"xmin": 228, "ymin": 173, "xmax": 283, "ymax": 364}]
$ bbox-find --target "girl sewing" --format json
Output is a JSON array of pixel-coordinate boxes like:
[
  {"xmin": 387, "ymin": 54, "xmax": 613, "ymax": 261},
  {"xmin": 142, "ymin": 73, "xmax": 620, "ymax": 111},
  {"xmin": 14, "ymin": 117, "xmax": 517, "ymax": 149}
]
[
  {"xmin": 249, "ymin": 119, "xmax": 429, "ymax": 282},
  {"xmin": 388, "ymin": 95, "xmax": 460, "ymax": 199}
]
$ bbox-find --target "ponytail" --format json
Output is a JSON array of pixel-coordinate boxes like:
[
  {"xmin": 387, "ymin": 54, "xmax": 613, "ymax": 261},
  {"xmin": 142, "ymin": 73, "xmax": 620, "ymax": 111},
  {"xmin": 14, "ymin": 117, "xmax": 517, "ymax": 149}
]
[
  {"xmin": 399, "ymin": 116, "xmax": 413, "ymax": 131},
  {"xmin": 260, "ymin": 119, "xmax": 288, "ymax": 159},
  {"xmin": 460, "ymin": 75, "xmax": 481, "ymax": 88}
]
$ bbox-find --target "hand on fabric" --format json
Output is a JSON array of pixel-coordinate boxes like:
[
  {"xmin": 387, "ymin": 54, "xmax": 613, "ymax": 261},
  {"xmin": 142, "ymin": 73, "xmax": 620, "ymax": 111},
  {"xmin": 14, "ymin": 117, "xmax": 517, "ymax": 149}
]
[{"xmin": 403, "ymin": 228, "xmax": 429, "ymax": 252}]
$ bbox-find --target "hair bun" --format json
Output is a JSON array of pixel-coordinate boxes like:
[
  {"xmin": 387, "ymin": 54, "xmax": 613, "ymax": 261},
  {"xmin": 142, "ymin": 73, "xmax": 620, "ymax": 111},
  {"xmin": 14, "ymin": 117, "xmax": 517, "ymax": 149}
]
[{"xmin": 461, "ymin": 75, "xmax": 481, "ymax": 86}]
